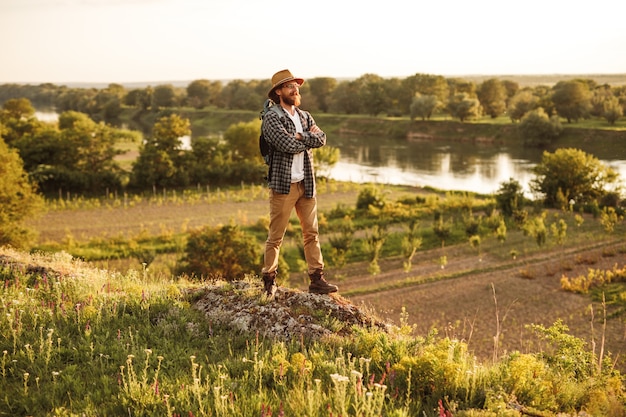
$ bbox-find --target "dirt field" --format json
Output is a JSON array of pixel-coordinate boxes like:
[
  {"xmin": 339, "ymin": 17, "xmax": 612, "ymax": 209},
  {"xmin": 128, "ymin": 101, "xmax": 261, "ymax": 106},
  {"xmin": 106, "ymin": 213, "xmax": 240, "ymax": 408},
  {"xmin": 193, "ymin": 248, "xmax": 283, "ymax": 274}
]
[{"xmin": 315, "ymin": 239, "xmax": 626, "ymax": 370}]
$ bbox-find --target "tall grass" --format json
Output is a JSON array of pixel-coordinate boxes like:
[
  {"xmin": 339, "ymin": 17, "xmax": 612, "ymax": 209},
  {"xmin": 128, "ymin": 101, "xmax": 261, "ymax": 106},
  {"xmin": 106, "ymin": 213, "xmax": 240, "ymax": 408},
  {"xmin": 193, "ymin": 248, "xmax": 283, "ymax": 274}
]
[{"xmin": 1, "ymin": 247, "xmax": 624, "ymax": 416}]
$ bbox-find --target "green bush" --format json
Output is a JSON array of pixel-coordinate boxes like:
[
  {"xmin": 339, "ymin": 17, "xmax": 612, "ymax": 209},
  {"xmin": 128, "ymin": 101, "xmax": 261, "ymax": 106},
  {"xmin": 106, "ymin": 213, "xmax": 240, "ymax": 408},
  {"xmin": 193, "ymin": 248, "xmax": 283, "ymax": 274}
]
[{"xmin": 177, "ymin": 223, "xmax": 260, "ymax": 280}]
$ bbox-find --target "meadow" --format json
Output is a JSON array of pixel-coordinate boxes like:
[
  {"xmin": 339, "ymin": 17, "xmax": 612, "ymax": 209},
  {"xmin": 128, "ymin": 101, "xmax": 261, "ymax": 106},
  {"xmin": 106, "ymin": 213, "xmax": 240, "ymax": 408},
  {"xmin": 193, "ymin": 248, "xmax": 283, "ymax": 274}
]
[
  {"xmin": 6, "ymin": 179, "xmax": 625, "ymax": 415},
  {"xmin": 1, "ymin": 243, "xmax": 625, "ymax": 416}
]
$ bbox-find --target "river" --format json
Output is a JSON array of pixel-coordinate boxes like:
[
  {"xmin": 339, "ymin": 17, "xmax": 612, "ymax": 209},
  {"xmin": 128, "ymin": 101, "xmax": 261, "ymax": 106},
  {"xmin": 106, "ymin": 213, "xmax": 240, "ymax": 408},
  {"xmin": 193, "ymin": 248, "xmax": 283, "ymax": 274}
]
[
  {"xmin": 34, "ymin": 111, "xmax": 626, "ymax": 195},
  {"xmin": 326, "ymin": 134, "xmax": 626, "ymax": 195}
]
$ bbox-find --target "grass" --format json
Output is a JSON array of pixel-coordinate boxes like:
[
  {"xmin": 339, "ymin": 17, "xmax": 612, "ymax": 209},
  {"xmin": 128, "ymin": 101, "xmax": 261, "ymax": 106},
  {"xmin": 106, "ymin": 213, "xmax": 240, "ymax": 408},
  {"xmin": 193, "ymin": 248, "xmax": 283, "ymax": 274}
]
[{"xmin": 1, "ymin": 247, "xmax": 624, "ymax": 416}]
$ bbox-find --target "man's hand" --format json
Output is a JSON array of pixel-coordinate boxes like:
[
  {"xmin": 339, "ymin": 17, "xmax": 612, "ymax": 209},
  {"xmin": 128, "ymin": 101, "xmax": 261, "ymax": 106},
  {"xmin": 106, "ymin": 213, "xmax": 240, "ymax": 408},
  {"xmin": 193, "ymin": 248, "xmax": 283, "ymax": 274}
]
[{"xmin": 296, "ymin": 125, "xmax": 321, "ymax": 141}]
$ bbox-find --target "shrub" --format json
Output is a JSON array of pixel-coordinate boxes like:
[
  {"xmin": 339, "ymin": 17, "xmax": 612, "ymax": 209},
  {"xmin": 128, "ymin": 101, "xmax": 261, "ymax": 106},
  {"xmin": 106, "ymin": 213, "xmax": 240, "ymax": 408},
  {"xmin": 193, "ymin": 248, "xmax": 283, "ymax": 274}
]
[
  {"xmin": 177, "ymin": 224, "xmax": 260, "ymax": 280},
  {"xmin": 518, "ymin": 108, "xmax": 562, "ymax": 147},
  {"xmin": 356, "ymin": 186, "xmax": 386, "ymax": 210}
]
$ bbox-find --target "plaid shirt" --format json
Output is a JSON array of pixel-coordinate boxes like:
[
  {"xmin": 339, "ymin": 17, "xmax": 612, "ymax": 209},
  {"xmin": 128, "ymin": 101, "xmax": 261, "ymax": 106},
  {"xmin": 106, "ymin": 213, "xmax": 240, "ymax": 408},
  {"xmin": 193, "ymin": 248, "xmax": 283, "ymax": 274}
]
[{"xmin": 262, "ymin": 106, "xmax": 326, "ymax": 197}]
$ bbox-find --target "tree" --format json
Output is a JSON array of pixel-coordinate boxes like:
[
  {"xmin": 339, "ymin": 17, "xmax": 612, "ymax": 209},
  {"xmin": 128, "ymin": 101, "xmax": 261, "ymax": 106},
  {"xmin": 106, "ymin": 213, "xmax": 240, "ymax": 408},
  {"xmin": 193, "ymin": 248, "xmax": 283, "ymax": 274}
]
[
  {"xmin": 57, "ymin": 111, "xmax": 130, "ymax": 191},
  {"xmin": 0, "ymin": 98, "xmax": 43, "ymax": 145},
  {"xmin": 518, "ymin": 108, "xmax": 562, "ymax": 147},
  {"xmin": 400, "ymin": 73, "xmax": 449, "ymax": 113},
  {"xmin": 2, "ymin": 97, "xmax": 35, "ymax": 119},
  {"xmin": 150, "ymin": 114, "xmax": 191, "ymax": 152},
  {"xmin": 495, "ymin": 178, "xmax": 525, "ymax": 217},
  {"xmin": 590, "ymin": 85, "xmax": 613, "ymax": 117},
  {"xmin": 0, "ymin": 137, "xmax": 43, "ymax": 249},
  {"xmin": 507, "ymin": 89, "xmax": 539, "ymax": 122},
  {"xmin": 219, "ymin": 80, "xmax": 261, "ymax": 111},
  {"xmin": 177, "ymin": 224, "xmax": 260, "ymax": 280},
  {"xmin": 131, "ymin": 114, "xmax": 191, "ymax": 188},
  {"xmin": 447, "ymin": 93, "xmax": 481, "ymax": 122},
  {"xmin": 307, "ymin": 77, "xmax": 337, "ymax": 113},
  {"xmin": 602, "ymin": 96, "xmax": 623, "ymax": 125},
  {"xmin": 328, "ymin": 81, "xmax": 362, "ymax": 114},
  {"xmin": 152, "ymin": 84, "xmax": 178, "ymax": 109},
  {"xmin": 187, "ymin": 79, "xmax": 221, "ymax": 109},
  {"xmin": 552, "ymin": 80, "xmax": 592, "ymax": 123},
  {"xmin": 533, "ymin": 85, "xmax": 556, "ymax": 116},
  {"xmin": 410, "ymin": 94, "xmax": 439, "ymax": 120},
  {"xmin": 354, "ymin": 74, "xmax": 389, "ymax": 116},
  {"xmin": 223, "ymin": 119, "xmax": 262, "ymax": 161},
  {"xmin": 13, "ymin": 111, "xmax": 134, "ymax": 194},
  {"xmin": 477, "ymin": 78, "xmax": 507, "ymax": 118},
  {"xmin": 530, "ymin": 148, "xmax": 620, "ymax": 208},
  {"xmin": 125, "ymin": 87, "xmax": 153, "ymax": 110}
]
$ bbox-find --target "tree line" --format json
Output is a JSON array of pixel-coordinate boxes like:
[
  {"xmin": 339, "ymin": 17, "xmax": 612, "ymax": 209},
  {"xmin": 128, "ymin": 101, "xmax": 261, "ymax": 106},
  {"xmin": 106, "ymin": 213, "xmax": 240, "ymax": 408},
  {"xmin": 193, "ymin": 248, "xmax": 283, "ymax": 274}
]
[{"xmin": 0, "ymin": 73, "xmax": 624, "ymax": 124}]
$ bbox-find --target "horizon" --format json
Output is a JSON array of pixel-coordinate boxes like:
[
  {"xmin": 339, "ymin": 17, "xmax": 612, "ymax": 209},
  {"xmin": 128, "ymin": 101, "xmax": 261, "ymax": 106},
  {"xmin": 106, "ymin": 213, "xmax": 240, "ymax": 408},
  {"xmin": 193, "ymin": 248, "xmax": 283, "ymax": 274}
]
[{"xmin": 5, "ymin": 72, "xmax": 626, "ymax": 89}]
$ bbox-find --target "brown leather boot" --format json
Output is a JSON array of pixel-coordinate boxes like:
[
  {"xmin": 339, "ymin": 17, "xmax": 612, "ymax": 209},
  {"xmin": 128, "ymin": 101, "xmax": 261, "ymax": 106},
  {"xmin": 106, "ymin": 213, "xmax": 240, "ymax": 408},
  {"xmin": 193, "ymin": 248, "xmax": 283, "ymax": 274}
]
[
  {"xmin": 308, "ymin": 269, "xmax": 338, "ymax": 294},
  {"xmin": 261, "ymin": 271, "xmax": 277, "ymax": 297}
]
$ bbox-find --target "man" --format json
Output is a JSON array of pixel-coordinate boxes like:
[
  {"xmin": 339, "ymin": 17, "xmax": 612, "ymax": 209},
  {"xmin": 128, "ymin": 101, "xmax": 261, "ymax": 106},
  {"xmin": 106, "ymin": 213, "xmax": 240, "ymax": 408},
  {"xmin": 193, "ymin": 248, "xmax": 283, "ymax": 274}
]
[{"xmin": 260, "ymin": 69, "xmax": 338, "ymax": 297}]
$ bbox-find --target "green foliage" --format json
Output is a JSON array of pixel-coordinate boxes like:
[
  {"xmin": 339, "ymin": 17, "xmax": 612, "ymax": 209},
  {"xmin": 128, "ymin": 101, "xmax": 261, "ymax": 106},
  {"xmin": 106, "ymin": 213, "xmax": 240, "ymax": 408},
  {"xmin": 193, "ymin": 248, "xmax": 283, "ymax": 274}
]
[
  {"xmin": 401, "ymin": 219, "xmax": 422, "ymax": 272},
  {"xmin": 447, "ymin": 93, "xmax": 481, "ymax": 122},
  {"xmin": 356, "ymin": 185, "xmax": 386, "ymax": 211},
  {"xmin": 495, "ymin": 178, "xmax": 524, "ymax": 217},
  {"xmin": 602, "ymin": 95, "xmax": 624, "ymax": 125},
  {"xmin": 177, "ymin": 224, "xmax": 260, "ymax": 280},
  {"xmin": 560, "ymin": 263, "xmax": 626, "ymax": 294},
  {"xmin": 0, "ymin": 138, "xmax": 44, "ymax": 249},
  {"xmin": 131, "ymin": 114, "xmax": 192, "ymax": 189},
  {"xmin": 507, "ymin": 89, "xmax": 540, "ymax": 122},
  {"xmin": 433, "ymin": 213, "xmax": 452, "ymax": 248},
  {"xmin": 151, "ymin": 84, "xmax": 178, "ymax": 109},
  {"xmin": 410, "ymin": 94, "xmax": 440, "ymax": 120},
  {"xmin": 552, "ymin": 80, "xmax": 592, "ymax": 123},
  {"xmin": 313, "ymin": 145, "xmax": 340, "ymax": 178},
  {"xmin": 223, "ymin": 119, "xmax": 263, "ymax": 161},
  {"xmin": 599, "ymin": 206, "xmax": 624, "ymax": 233},
  {"xmin": 522, "ymin": 212, "xmax": 548, "ymax": 247},
  {"xmin": 517, "ymin": 108, "xmax": 563, "ymax": 147},
  {"xmin": 530, "ymin": 148, "xmax": 620, "ymax": 208},
  {"xmin": 364, "ymin": 224, "xmax": 388, "ymax": 275},
  {"xmin": 10, "ymin": 109, "xmax": 135, "ymax": 194},
  {"xmin": 1, "ymin": 97, "xmax": 35, "ymax": 120},
  {"xmin": 477, "ymin": 78, "xmax": 507, "ymax": 118},
  {"xmin": 186, "ymin": 79, "xmax": 221, "ymax": 109},
  {"xmin": 328, "ymin": 215, "xmax": 354, "ymax": 269}
]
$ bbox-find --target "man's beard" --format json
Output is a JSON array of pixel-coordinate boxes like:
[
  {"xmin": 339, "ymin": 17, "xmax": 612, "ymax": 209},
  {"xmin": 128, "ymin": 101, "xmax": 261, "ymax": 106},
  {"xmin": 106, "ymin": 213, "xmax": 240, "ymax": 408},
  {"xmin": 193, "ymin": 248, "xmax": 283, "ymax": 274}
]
[{"xmin": 282, "ymin": 93, "xmax": 301, "ymax": 107}]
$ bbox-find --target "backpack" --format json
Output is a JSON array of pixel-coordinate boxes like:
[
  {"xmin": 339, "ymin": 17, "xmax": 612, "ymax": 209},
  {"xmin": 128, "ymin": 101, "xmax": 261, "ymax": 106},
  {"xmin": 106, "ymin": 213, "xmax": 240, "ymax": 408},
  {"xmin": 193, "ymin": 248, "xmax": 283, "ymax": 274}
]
[{"xmin": 258, "ymin": 99, "xmax": 284, "ymax": 180}]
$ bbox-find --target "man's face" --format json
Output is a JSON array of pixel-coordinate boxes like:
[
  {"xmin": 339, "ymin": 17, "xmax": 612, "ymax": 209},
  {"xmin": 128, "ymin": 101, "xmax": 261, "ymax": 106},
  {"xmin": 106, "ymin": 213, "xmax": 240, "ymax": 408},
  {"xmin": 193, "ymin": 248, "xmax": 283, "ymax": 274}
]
[{"xmin": 278, "ymin": 82, "xmax": 301, "ymax": 107}]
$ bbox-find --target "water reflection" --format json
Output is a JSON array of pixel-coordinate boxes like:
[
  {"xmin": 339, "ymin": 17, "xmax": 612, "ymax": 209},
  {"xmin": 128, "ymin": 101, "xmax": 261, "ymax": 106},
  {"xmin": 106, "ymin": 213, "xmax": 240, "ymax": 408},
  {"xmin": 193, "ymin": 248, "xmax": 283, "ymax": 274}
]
[
  {"xmin": 35, "ymin": 111, "xmax": 59, "ymax": 122},
  {"xmin": 327, "ymin": 135, "xmax": 625, "ymax": 195}
]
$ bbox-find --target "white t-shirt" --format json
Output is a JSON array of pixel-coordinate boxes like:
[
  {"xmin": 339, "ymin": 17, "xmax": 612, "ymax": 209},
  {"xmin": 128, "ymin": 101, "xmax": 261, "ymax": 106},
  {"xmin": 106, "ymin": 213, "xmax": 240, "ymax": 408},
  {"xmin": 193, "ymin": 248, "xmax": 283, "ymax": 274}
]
[{"xmin": 287, "ymin": 109, "xmax": 305, "ymax": 183}]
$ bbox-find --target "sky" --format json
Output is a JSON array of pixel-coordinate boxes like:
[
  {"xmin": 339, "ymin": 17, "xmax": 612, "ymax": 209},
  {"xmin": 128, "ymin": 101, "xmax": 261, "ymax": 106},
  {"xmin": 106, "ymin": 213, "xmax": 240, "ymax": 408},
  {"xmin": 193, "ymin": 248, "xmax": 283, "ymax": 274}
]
[{"xmin": 1, "ymin": 0, "xmax": 625, "ymax": 85}]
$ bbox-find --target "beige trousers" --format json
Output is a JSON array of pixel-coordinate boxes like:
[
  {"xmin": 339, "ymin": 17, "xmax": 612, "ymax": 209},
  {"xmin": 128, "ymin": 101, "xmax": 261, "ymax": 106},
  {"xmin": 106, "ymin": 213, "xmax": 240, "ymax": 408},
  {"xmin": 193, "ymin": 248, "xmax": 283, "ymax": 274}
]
[{"xmin": 263, "ymin": 181, "xmax": 324, "ymax": 276}]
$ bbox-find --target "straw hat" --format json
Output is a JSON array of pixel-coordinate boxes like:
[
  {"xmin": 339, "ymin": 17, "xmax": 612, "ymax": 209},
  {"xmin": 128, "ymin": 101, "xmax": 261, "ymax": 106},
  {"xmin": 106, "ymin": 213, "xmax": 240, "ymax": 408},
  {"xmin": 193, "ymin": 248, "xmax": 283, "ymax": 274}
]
[{"xmin": 268, "ymin": 69, "xmax": 304, "ymax": 98}]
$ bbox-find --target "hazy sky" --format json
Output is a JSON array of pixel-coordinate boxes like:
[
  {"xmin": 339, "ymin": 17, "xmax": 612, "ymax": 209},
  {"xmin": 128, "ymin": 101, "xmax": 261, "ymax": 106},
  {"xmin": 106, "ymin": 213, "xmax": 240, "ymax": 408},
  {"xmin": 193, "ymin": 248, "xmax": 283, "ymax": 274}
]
[{"xmin": 2, "ymin": 0, "xmax": 625, "ymax": 84}]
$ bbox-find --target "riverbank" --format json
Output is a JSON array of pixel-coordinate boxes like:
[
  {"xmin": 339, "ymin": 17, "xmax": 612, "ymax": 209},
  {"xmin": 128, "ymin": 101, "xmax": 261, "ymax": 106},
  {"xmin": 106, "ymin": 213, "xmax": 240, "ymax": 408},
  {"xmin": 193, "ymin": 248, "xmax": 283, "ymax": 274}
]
[{"xmin": 121, "ymin": 107, "xmax": 626, "ymax": 148}]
